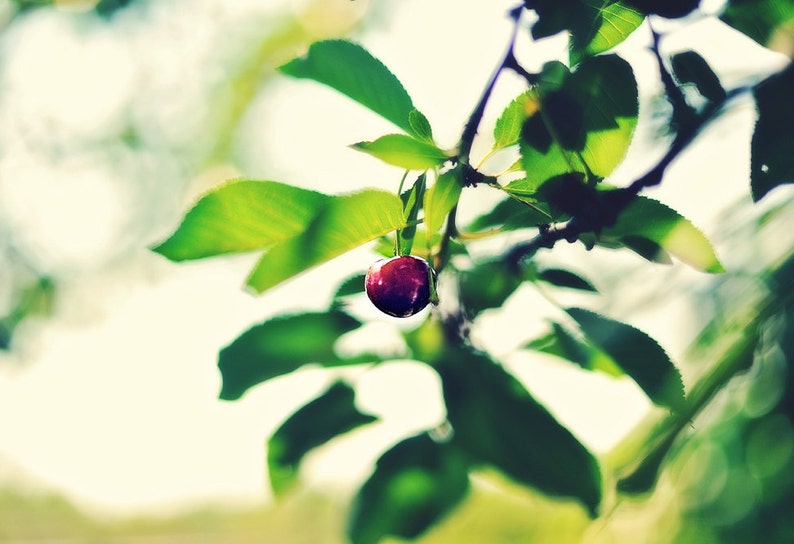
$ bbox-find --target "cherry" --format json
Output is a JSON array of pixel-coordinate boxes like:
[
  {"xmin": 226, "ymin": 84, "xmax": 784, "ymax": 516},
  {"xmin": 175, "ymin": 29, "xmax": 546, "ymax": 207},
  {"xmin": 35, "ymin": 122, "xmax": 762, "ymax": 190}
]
[{"xmin": 365, "ymin": 255, "xmax": 433, "ymax": 318}]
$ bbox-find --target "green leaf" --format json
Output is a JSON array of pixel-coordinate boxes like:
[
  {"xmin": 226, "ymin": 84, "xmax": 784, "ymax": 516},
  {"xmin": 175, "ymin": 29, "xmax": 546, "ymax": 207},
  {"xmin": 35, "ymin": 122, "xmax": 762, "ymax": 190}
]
[
  {"xmin": 152, "ymin": 180, "xmax": 328, "ymax": 261},
  {"xmin": 566, "ymin": 307, "xmax": 686, "ymax": 411},
  {"xmin": 520, "ymin": 54, "xmax": 638, "ymax": 185},
  {"xmin": 399, "ymin": 174, "xmax": 426, "ymax": 256},
  {"xmin": 423, "ymin": 169, "xmax": 462, "ymax": 242},
  {"xmin": 246, "ymin": 190, "xmax": 407, "ymax": 293},
  {"xmin": 279, "ymin": 40, "xmax": 420, "ymax": 136},
  {"xmin": 269, "ymin": 381, "xmax": 377, "ymax": 496},
  {"xmin": 751, "ymin": 63, "xmax": 794, "ymax": 201},
  {"xmin": 352, "ymin": 134, "xmax": 448, "ymax": 170},
  {"xmin": 459, "ymin": 259, "xmax": 523, "ymax": 317},
  {"xmin": 437, "ymin": 346, "xmax": 602, "ymax": 516},
  {"xmin": 332, "ymin": 273, "xmax": 367, "ymax": 300},
  {"xmin": 524, "ymin": 322, "xmax": 623, "ymax": 377},
  {"xmin": 536, "ymin": 268, "xmax": 597, "ymax": 292},
  {"xmin": 570, "ymin": 2, "xmax": 645, "ymax": 65},
  {"xmin": 493, "ymin": 91, "xmax": 537, "ymax": 151},
  {"xmin": 218, "ymin": 310, "xmax": 363, "ymax": 400},
  {"xmin": 409, "ymin": 109, "xmax": 434, "ymax": 143},
  {"xmin": 348, "ymin": 433, "xmax": 470, "ymax": 544},
  {"xmin": 720, "ymin": 0, "xmax": 794, "ymax": 49},
  {"xmin": 671, "ymin": 51, "xmax": 727, "ymax": 104},
  {"xmin": 465, "ymin": 197, "xmax": 552, "ymax": 232},
  {"xmin": 600, "ymin": 196, "xmax": 724, "ymax": 272}
]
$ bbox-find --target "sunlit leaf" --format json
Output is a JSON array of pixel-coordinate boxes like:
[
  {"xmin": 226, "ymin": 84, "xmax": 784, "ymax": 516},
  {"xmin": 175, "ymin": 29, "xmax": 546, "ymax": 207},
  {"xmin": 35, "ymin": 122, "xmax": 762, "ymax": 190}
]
[
  {"xmin": 409, "ymin": 109, "xmax": 435, "ymax": 143},
  {"xmin": 269, "ymin": 381, "xmax": 377, "ymax": 496},
  {"xmin": 437, "ymin": 346, "xmax": 602, "ymax": 516},
  {"xmin": 246, "ymin": 190, "xmax": 407, "ymax": 293},
  {"xmin": 279, "ymin": 40, "xmax": 422, "ymax": 136},
  {"xmin": 351, "ymin": 134, "xmax": 447, "ymax": 170},
  {"xmin": 348, "ymin": 433, "xmax": 470, "ymax": 544},
  {"xmin": 751, "ymin": 63, "xmax": 794, "ymax": 201},
  {"xmin": 570, "ymin": 2, "xmax": 645, "ymax": 65},
  {"xmin": 152, "ymin": 180, "xmax": 328, "ymax": 261},
  {"xmin": 399, "ymin": 174, "xmax": 426, "ymax": 256},
  {"xmin": 218, "ymin": 310, "xmax": 364, "ymax": 400},
  {"xmin": 424, "ymin": 169, "xmax": 462, "ymax": 242},
  {"xmin": 600, "ymin": 196, "xmax": 724, "ymax": 272},
  {"xmin": 493, "ymin": 91, "xmax": 537, "ymax": 151},
  {"xmin": 566, "ymin": 307, "xmax": 686, "ymax": 411},
  {"xmin": 520, "ymin": 54, "xmax": 638, "ymax": 185},
  {"xmin": 720, "ymin": 0, "xmax": 794, "ymax": 49}
]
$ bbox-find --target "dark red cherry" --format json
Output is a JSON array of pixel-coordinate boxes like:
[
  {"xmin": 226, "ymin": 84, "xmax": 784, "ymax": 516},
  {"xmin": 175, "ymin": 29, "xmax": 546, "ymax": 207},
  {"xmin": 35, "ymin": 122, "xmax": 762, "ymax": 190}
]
[{"xmin": 365, "ymin": 255, "xmax": 433, "ymax": 318}]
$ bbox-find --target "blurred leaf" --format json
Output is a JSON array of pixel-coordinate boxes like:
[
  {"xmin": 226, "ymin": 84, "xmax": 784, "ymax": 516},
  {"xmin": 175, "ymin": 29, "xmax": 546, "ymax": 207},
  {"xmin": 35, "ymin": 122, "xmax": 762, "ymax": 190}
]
[
  {"xmin": 399, "ymin": 174, "xmax": 426, "ymax": 256},
  {"xmin": 351, "ymin": 134, "xmax": 447, "ymax": 170},
  {"xmin": 536, "ymin": 268, "xmax": 597, "ymax": 292},
  {"xmin": 570, "ymin": 2, "xmax": 645, "ymax": 65},
  {"xmin": 332, "ymin": 273, "xmax": 367, "ymax": 300},
  {"xmin": 459, "ymin": 259, "xmax": 523, "ymax": 317},
  {"xmin": 566, "ymin": 307, "xmax": 686, "ymax": 411},
  {"xmin": 218, "ymin": 310, "xmax": 364, "ymax": 400},
  {"xmin": 246, "ymin": 190, "xmax": 406, "ymax": 293},
  {"xmin": 524, "ymin": 322, "xmax": 623, "ymax": 376},
  {"xmin": 671, "ymin": 50, "xmax": 727, "ymax": 104},
  {"xmin": 751, "ymin": 63, "xmax": 794, "ymax": 201},
  {"xmin": 348, "ymin": 433, "xmax": 470, "ymax": 544},
  {"xmin": 279, "ymin": 40, "xmax": 422, "ymax": 136},
  {"xmin": 437, "ymin": 346, "xmax": 602, "ymax": 516},
  {"xmin": 466, "ymin": 197, "xmax": 551, "ymax": 232},
  {"xmin": 600, "ymin": 196, "xmax": 725, "ymax": 272},
  {"xmin": 268, "ymin": 381, "xmax": 377, "ymax": 496},
  {"xmin": 152, "ymin": 180, "xmax": 328, "ymax": 261},
  {"xmin": 424, "ymin": 169, "xmax": 462, "ymax": 242},
  {"xmin": 520, "ymin": 54, "xmax": 638, "ymax": 185},
  {"xmin": 493, "ymin": 91, "xmax": 537, "ymax": 151},
  {"xmin": 720, "ymin": 0, "xmax": 794, "ymax": 48}
]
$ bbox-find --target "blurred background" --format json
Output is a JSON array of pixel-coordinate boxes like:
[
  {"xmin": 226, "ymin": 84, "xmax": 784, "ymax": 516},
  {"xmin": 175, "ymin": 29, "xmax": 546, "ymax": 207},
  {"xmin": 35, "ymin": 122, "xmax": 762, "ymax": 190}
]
[{"xmin": 0, "ymin": 0, "xmax": 792, "ymax": 542}]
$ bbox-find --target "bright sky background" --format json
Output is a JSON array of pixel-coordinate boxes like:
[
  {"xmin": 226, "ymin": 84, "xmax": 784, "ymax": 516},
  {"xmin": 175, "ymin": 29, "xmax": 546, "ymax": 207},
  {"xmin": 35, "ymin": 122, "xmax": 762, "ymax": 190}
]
[{"xmin": 0, "ymin": 0, "xmax": 788, "ymax": 518}]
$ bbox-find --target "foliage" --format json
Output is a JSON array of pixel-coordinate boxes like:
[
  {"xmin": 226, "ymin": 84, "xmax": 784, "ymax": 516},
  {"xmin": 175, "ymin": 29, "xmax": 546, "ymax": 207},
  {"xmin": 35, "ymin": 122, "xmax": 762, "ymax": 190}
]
[{"xmin": 152, "ymin": 2, "xmax": 794, "ymax": 543}]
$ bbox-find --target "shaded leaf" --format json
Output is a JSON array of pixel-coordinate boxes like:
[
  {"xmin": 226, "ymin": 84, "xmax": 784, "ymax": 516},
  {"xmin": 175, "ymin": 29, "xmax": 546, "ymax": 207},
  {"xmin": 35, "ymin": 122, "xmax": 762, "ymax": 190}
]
[
  {"xmin": 751, "ymin": 63, "xmax": 794, "ymax": 201},
  {"xmin": 671, "ymin": 50, "xmax": 727, "ymax": 104},
  {"xmin": 152, "ymin": 180, "xmax": 328, "ymax": 261},
  {"xmin": 352, "ymin": 134, "xmax": 447, "ymax": 170},
  {"xmin": 246, "ymin": 190, "xmax": 407, "ymax": 293},
  {"xmin": 269, "ymin": 381, "xmax": 377, "ymax": 495},
  {"xmin": 218, "ymin": 310, "xmax": 363, "ymax": 400},
  {"xmin": 424, "ymin": 169, "xmax": 462, "ymax": 242},
  {"xmin": 537, "ymin": 268, "xmax": 597, "ymax": 292},
  {"xmin": 348, "ymin": 433, "xmax": 470, "ymax": 544},
  {"xmin": 520, "ymin": 54, "xmax": 638, "ymax": 185},
  {"xmin": 459, "ymin": 259, "xmax": 523, "ymax": 317},
  {"xmin": 466, "ymin": 197, "xmax": 551, "ymax": 232},
  {"xmin": 279, "ymin": 40, "xmax": 420, "ymax": 135},
  {"xmin": 333, "ymin": 273, "xmax": 367, "ymax": 300},
  {"xmin": 600, "ymin": 196, "xmax": 724, "ymax": 272},
  {"xmin": 524, "ymin": 322, "xmax": 623, "ymax": 376},
  {"xmin": 566, "ymin": 307, "xmax": 686, "ymax": 410},
  {"xmin": 437, "ymin": 346, "xmax": 602, "ymax": 516},
  {"xmin": 720, "ymin": 0, "xmax": 794, "ymax": 49}
]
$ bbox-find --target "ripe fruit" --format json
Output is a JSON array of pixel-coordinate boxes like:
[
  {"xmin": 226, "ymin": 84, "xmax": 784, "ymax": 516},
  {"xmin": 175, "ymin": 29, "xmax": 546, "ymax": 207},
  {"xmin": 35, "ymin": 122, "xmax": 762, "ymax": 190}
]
[{"xmin": 365, "ymin": 255, "xmax": 433, "ymax": 318}]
